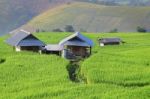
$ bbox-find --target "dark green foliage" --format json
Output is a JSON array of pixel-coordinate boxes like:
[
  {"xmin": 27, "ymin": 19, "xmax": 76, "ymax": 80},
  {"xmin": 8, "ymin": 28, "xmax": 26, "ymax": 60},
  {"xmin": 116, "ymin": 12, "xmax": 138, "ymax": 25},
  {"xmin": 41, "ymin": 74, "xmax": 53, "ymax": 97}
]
[
  {"xmin": 0, "ymin": 58, "xmax": 5, "ymax": 64},
  {"xmin": 64, "ymin": 25, "xmax": 75, "ymax": 32},
  {"xmin": 66, "ymin": 61, "xmax": 80, "ymax": 82},
  {"xmin": 52, "ymin": 28, "xmax": 64, "ymax": 32},
  {"xmin": 137, "ymin": 26, "xmax": 147, "ymax": 32},
  {"xmin": 109, "ymin": 28, "xmax": 118, "ymax": 33}
]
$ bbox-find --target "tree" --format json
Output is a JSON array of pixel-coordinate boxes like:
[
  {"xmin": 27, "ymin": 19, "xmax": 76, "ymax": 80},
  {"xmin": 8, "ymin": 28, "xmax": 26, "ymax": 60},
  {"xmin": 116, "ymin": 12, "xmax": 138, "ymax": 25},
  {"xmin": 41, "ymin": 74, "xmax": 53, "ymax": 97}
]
[
  {"xmin": 36, "ymin": 28, "xmax": 40, "ymax": 33},
  {"xmin": 41, "ymin": 29, "xmax": 46, "ymax": 32},
  {"xmin": 64, "ymin": 25, "xmax": 75, "ymax": 32},
  {"xmin": 137, "ymin": 26, "xmax": 147, "ymax": 32},
  {"xmin": 80, "ymin": 28, "xmax": 87, "ymax": 32},
  {"xmin": 52, "ymin": 28, "xmax": 63, "ymax": 32},
  {"xmin": 109, "ymin": 28, "xmax": 118, "ymax": 33},
  {"xmin": 36, "ymin": 29, "xmax": 46, "ymax": 33}
]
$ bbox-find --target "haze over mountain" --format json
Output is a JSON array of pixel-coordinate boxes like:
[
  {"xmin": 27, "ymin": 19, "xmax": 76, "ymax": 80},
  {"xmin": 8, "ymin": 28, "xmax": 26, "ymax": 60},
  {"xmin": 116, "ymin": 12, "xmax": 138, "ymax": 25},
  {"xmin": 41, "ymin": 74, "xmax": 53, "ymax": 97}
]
[{"xmin": 0, "ymin": 0, "xmax": 150, "ymax": 35}]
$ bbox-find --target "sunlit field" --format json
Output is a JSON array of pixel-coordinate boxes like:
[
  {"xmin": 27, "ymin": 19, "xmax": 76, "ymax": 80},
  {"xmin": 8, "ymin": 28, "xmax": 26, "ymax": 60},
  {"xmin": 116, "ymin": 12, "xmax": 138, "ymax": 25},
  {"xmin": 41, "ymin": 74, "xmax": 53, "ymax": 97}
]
[{"xmin": 0, "ymin": 32, "xmax": 150, "ymax": 99}]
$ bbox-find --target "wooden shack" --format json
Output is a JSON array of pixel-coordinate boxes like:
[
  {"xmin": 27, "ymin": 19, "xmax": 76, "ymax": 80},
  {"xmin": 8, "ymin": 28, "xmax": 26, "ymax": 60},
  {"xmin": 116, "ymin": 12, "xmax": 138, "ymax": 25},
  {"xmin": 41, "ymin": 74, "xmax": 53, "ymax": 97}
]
[
  {"xmin": 99, "ymin": 38, "xmax": 122, "ymax": 46},
  {"xmin": 6, "ymin": 30, "xmax": 45, "ymax": 52},
  {"xmin": 43, "ymin": 44, "xmax": 64, "ymax": 55},
  {"xmin": 59, "ymin": 32, "xmax": 93, "ymax": 59}
]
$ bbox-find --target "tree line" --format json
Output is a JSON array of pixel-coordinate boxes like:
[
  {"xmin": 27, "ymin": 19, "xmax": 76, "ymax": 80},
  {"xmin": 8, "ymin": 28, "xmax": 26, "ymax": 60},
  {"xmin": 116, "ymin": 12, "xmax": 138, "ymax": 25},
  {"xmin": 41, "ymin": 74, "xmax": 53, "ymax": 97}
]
[{"xmin": 36, "ymin": 25, "xmax": 148, "ymax": 33}]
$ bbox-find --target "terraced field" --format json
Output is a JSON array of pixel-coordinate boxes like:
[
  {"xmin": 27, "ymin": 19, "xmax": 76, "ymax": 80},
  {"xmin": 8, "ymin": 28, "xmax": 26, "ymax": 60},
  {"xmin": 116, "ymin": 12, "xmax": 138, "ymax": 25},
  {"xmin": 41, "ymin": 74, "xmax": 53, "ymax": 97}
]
[{"xmin": 0, "ymin": 32, "xmax": 150, "ymax": 99}]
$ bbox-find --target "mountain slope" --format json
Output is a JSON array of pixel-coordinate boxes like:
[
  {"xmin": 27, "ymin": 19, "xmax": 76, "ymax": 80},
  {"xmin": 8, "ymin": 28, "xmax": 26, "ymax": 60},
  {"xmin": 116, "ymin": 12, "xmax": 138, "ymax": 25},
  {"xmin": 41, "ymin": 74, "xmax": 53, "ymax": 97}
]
[
  {"xmin": 0, "ymin": 0, "xmax": 73, "ymax": 35},
  {"xmin": 24, "ymin": 2, "xmax": 150, "ymax": 32},
  {"xmin": 1, "ymin": 0, "xmax": 150, "ymax": 35}
]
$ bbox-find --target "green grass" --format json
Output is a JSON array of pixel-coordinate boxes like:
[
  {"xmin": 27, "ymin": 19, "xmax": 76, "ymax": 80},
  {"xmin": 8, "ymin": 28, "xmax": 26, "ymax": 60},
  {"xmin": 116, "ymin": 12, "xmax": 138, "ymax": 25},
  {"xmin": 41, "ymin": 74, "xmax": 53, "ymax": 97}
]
[
  {"xmin": 0, "ymin": 32, "xmax": 150, "ymax": 98},
  {"xmin": 25, "ymin": 2, "xmax": 150, "ymax": 32}
]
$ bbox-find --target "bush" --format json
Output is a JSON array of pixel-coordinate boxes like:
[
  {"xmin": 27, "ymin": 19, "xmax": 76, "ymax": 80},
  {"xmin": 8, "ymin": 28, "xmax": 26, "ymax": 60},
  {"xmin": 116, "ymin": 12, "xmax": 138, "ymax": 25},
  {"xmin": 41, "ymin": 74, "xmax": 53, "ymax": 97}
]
[
  {"xmin": 109, "ymin": 28, "xmax": 118, "ymax": 33},
  {"xmin": 35, "ymin": 29, "xmax": 46, "ymax": 33},
  {"xmin": 64, "ymin": 25, "xmax": 75, "ymax": 32},
  {"xmin": 80, "ymin": 28, "xmax": 87, "ymax": 32},
  {"xmin": 36, "ymin": 29, "xmax": 40, "ymax": 33},
  {"xmin": 0, "ymin": 59, "xmax": 5, "ymax": 64},
  {"xmin": 66, "ymin": 61, "xmax": 80, "ymax": 82},
  {"xmin": 137, "ymin": 26, "xmax": 147, "ymax": 32},
  {"xmin": 41, "ymin": 29, "xmax": 46, "ymax": 32},
  {"xmin": 52, "ymin": 28, "xmax": 63, "ymax": 32}
]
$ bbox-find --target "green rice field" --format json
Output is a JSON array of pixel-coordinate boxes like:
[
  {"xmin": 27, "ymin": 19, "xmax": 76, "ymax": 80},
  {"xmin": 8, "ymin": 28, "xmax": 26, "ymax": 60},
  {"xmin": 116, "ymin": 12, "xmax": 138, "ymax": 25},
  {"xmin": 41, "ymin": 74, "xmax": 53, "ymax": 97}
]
[{"xmin": 0, "ymin": 32, "xmax": 150, "ymax": 99}]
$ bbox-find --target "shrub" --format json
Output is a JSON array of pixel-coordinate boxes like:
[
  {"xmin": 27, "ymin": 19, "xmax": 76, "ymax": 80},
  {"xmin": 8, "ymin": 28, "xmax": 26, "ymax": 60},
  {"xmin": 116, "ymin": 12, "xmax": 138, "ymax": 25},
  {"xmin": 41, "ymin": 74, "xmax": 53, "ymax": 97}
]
[
  {"xmin": 66, "ymin": 61, "xmax": 80, "ymax": 82},
  {"xmin": 0, "ymin": 59, "xmax": 5, "ymax": 64},
  {"xmin": 109, "ymin": 28, "xmax": 118, "ymax": 33},
  {"xmin": 137, "ymin": 26, "xmax": 147, "ymax": 32},
  {"xmin": 36, "ymin": 28, "xmax": 40, "ymax": 33},
  {"xmin": 64, "ymin": 25, "xmax": 75, "ymax": 32},
  {"xmin": 80, "ymin": 28, "xmax": 87, "ymax": 32},
  {"xmin": 52, "ymin": 28, "xmax": 63, "ymax": 32}
]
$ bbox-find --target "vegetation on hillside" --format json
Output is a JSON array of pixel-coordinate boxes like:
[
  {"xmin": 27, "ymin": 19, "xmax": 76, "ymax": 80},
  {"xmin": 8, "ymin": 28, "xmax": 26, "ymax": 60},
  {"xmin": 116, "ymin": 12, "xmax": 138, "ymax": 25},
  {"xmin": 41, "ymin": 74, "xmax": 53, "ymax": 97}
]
[{"xmin": 24, "ymin": 2, "xmax": 150, "ymax": 33}]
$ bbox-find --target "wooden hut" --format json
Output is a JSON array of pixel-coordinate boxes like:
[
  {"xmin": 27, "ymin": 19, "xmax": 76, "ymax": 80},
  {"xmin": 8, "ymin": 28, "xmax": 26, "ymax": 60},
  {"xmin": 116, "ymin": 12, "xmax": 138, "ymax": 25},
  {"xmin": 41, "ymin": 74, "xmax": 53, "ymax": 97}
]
[
  {"xmin": 59, "ymin": 32, "xmax": 93, "ymax": 59},
  {"xmin": 99, "ymin": 38, "xmax": 122, "ymax": 46},
  {"xmin": 6, "ymin": 30, "xmax": 45, "ymax": 52},
  {"xmin": 43, "ymin": 44, "xmax": 64, "ymax": 55}
]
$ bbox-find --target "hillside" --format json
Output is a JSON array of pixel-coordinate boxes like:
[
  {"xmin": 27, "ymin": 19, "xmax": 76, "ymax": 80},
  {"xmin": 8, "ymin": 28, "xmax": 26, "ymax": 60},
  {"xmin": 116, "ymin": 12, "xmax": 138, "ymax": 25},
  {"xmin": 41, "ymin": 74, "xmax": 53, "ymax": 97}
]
[
  {"xmin": 0, "ymin": 0, "xmax": 73, "ymax": 35},
  {"xmin": 1, "ymin": 0, "xmax": 150, "ymax": 35},
  {"xmin": 0, "ymin": 32, "xmax": 150, "ymax": 98},
  {"xmin": 24, "ymin": 2, "xmax": 150, "ymax": 33}
]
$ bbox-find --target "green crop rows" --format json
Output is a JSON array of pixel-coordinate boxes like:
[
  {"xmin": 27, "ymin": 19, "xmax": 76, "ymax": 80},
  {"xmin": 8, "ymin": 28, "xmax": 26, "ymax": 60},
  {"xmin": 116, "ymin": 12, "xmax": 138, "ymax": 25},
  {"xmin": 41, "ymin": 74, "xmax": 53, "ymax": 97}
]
[{"xmin": 0, "ymin": 32, "xmax": 150, "ymax": 99}]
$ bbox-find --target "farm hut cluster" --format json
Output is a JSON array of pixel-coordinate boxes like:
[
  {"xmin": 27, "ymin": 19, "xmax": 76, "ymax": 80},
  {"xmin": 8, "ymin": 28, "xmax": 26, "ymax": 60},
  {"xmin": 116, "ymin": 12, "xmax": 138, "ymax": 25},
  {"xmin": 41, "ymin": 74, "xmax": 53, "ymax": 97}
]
[
  {"xmin": 6, "ymin": 30, "xmax": 94, "ymax": 59},
  {"xmin": 6, "ymin": 30, "xmax": 123, "ymax": 59}
]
